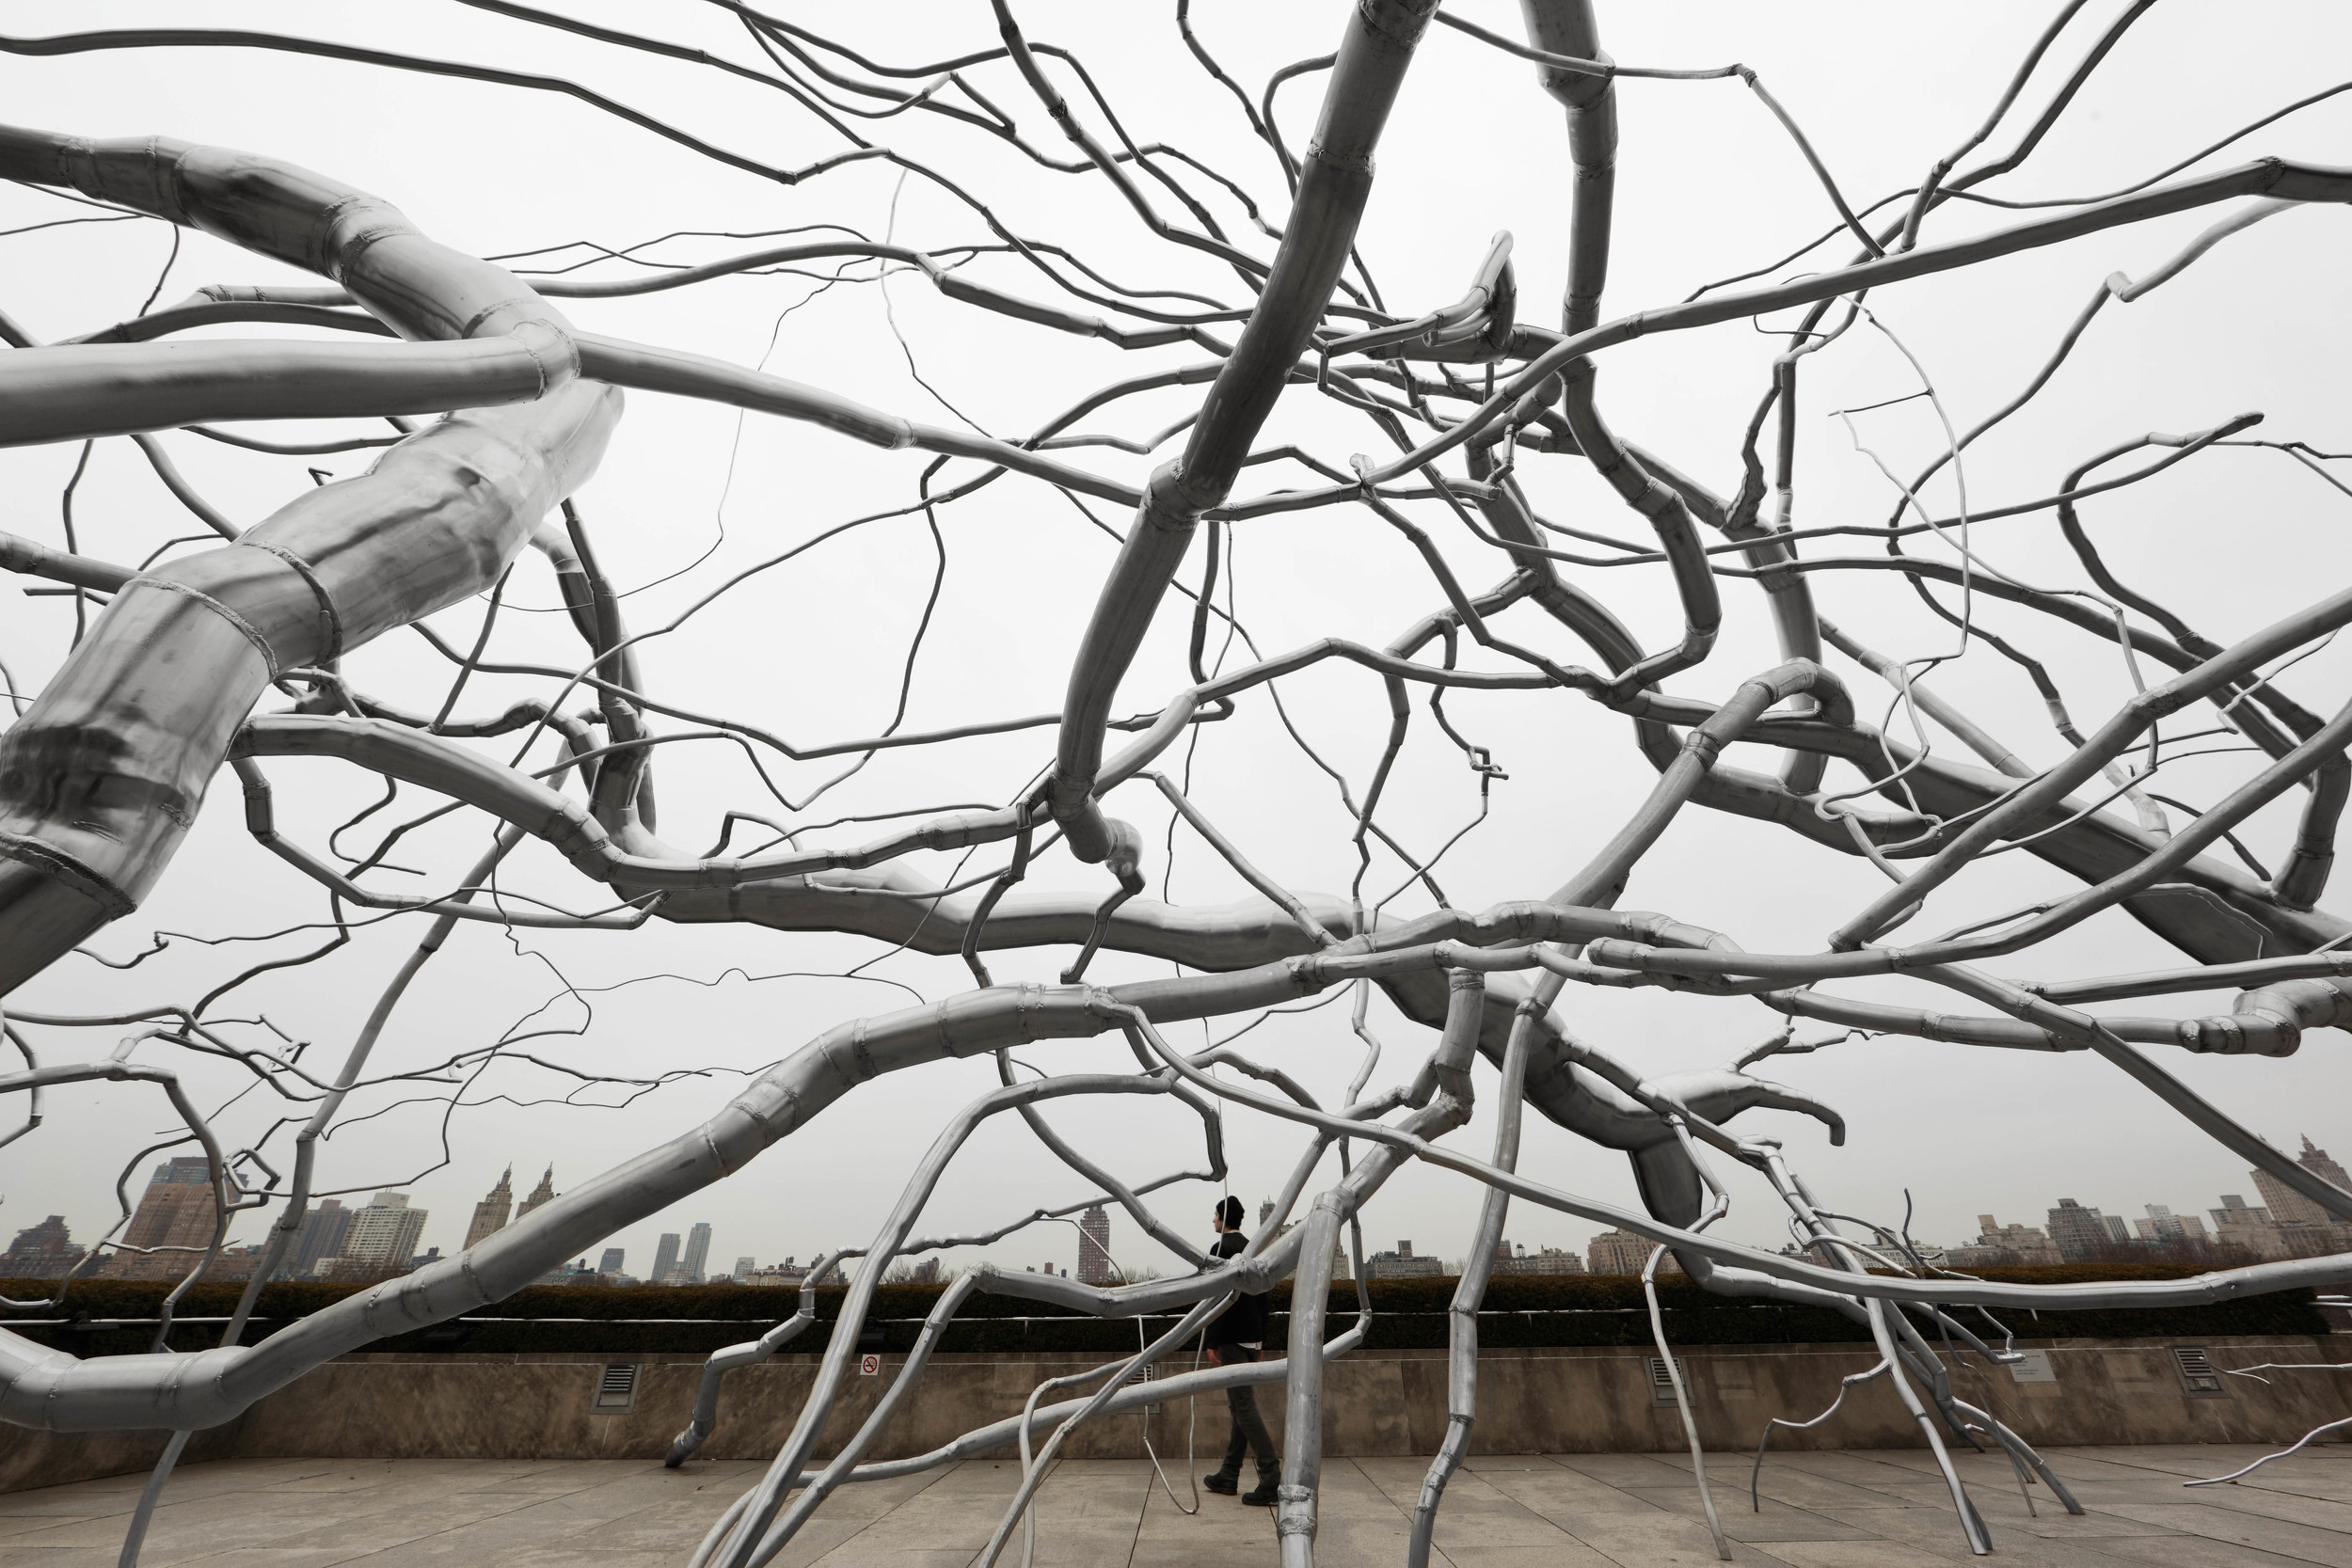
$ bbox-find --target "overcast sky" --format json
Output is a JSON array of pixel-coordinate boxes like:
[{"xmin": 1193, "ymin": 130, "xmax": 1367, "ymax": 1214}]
[{"xmin": 4, "ymin": 1, "xmax": 2351, "ymax": 1287}]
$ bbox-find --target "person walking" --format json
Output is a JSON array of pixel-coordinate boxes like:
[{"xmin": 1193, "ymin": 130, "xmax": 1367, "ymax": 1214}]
[{"xmin": 1201, "ymin": 1196, "xmax": 1279, "ymax": 1505}]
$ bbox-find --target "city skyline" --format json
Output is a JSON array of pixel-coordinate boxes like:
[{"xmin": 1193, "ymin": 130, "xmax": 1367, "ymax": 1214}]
[{"xmin": 12, "ymin": 1124, "xmax": 2347, "ymax": 1288}]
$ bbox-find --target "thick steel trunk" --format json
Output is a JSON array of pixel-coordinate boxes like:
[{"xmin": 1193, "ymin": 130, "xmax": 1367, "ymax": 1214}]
[{"xmin": 0, "ymin": 126, "xmax": 618, "ymax": 994}]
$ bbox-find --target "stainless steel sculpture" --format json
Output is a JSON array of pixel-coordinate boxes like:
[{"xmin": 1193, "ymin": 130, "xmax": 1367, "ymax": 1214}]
[{"xmin": 4, "ymin": 3, "xmax": 2352, "ymax": 1564}]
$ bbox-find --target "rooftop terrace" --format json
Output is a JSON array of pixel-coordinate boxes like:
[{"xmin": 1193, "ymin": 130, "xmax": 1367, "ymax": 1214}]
[{"xmin": 2, "ymin": 1442, "xmax": 2347, "ymax": 1567}]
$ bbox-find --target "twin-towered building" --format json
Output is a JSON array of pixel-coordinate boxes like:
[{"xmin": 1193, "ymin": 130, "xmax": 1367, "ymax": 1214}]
[
  {"xmin": 464, "ymin": 1166, "xmax": 515, "ymax": 1251},
  {"xmin": 463, "ymin": 1165, "xmax": 558, "ymax": 1253}
]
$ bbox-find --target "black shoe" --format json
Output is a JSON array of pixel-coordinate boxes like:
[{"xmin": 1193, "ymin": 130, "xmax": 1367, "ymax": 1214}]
[
  {"xmin": 1242, "ymin": 1480, "xmax": 1279, "ymax": 1507},
  {"xmin": 1203, "ymin": 1473, "xmax": 1238, "ymax": 1496}
]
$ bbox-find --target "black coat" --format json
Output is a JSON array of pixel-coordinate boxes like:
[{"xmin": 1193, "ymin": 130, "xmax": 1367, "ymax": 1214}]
[{"xmin": 1202, "ymin": 1230, "xmax": 1269, "ymax": 1349}]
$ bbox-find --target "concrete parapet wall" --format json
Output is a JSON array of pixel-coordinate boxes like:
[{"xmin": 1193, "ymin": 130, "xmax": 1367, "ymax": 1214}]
[{"xmin": 5, "ymin": 1337, "xmax": 2346, "ymax": 1494}]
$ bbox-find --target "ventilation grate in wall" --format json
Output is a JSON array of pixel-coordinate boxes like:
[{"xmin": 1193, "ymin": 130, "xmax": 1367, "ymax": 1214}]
[
  {"xmin": 2172, "ymin": 1346, "xmax": 2229, "ymax": 1397},
  {"xmin": 1645, "ymin": 1356, "xmax": 1681, "ymax": 1406},
  {"xmin": 595, "ymin": 1362, "xmax": 640, "ymax": 1412},
  {"xmin": 1124, "ymin": 1364, "xmax": 1160, "ymax": 1414}
]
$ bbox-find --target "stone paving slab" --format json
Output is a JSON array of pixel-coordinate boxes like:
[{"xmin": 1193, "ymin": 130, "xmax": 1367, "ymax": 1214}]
[{"xmin": 0, "ymin": 1446, "xmax": 2345, "ymax": 1565}]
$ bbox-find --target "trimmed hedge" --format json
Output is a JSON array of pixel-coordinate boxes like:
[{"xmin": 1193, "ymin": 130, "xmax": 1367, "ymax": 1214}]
[{"xmin": 3, "ymin": 1264, "xmax": 2327, "ymax": 1358}]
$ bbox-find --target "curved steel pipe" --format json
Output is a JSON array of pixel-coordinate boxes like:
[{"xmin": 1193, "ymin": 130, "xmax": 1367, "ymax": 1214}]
[{"xmin": 1047, "ymin": 0, "xmax": 1443, "ymax": 860}]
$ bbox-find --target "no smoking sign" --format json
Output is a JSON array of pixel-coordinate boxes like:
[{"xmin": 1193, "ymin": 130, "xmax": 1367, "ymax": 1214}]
[{"xmin": 859, "ymin": 1354, "xmax": 882, "ymax": 1376}]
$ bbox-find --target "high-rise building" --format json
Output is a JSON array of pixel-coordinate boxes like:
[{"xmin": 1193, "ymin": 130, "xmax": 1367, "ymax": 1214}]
[
  {"xmin": 103, "ymin": 1156, "xmax": 220, "ymax": 1276},
  {"xmin": 1261, "ymin": 1197, "xmax": 1349, "ymax": 1281},
  {"xmin": 2130, "ymin": 1204, "xmax": 2214, "ymax": 1249},
  {"xmin": 2298, "ymin": 1136, "xmax": 2352, "ymax": 1196},
  {"xmin": 1494, "ymin": 1242, "xmax": 1585, "ymax": 1276},
  {"xmin": 1962, "ymin": 1215, "xmax": 2061, "ymax": 1266},
  {"xmin": 680, "ymin": 1222, "xmax": 712, "ymax": 1284},
  {"xmin": 1, "ymin": 1215, "xmax": 85, "ymax": 1278},
  {"xmin": 911, "ymin": 1257, "xmax": 941, "ymax": 1284},
  {"xmin": 598, "ymin": 1246, "xmax": 626, "ymax": 1275},
  {"xmin": 210, "ymin": 1244, "xmax": 268, "ymax": 1281},
  {"xmin": 1076, "ymin": 1204, "xmax": 1115, "ymax": 1284},
  {"xmin": 334, "ymin": 1193, "xmax": 428, "ymax": 1275},
  {"xmin": 2044, "ymin": 1199, "xmax": 2116, "ymax": 1262},
  {"xmin": 733, "ymin": 1255, "xmax": 756, "ymax": 1282},
  {"xmin": 2208, "ymin": 1194, "xmax": 2288, "ymax": 1258},
  {"xmin": 280, "ymin": 1198, "xmax": 352, "ymax": 1280},
  {"xmin": 516, "ymin": 1167, "xmax": 557, "ymax": 1223},
  {"xmin": 464, "ymin": 1167, "xmax": 514, "ymax": 1251},
  {"xmin": 2252, "ymin": 1137, "xmax": 2352, "ymax": 1227},
  {"xmin": 2100, "ymin": 1213, "xmax": 2132, "ymax": 1244},
  {"xmin": 741, "ymin": 1256, "xmax": 820, "ymax": 1288},
  {"xmin": 1364, "ymin": 1240, "xmax": 1446, "ymax": 1279},
  {"xmin": 122, "ymin": 1157, "xmax": 217, "ymax": 1248},
  {"xmin": 2243, "ymin": 1139, "xmax": 2352, "ymax": 1257},
  {"xmin": 651, "ymin": 1232, "xmax": 682, "ymax": 1284},
  {"xmin": 1586, "ymin": 1228, "xmax": 1682, "ymax": 1276}
]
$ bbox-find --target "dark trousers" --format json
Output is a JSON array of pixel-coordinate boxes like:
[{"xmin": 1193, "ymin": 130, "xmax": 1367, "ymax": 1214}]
[{"xmin": 1214, "ymin": 1347, "xmax": 1279, "ymax": 1481}]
